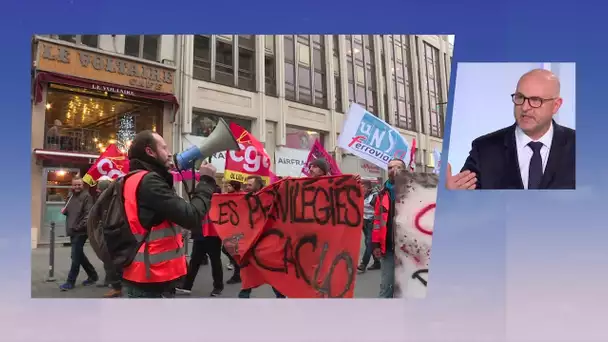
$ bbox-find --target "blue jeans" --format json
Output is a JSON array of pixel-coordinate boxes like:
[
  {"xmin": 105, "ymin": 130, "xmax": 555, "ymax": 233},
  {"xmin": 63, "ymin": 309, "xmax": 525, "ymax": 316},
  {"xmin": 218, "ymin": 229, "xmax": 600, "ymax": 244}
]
[
  {"xmin": 66, "ymin": 235, "xmax": 98, "ymax": 284},
  {"xmin": 360, "ymin": 219, "xmax": 379, "ymax": 266},
  {"xmin": 379, "ymin": 250, "xmax": 395, "ymax": 298},
  {"xmin": 238, "ymin": 287, "xmax": 286, "ymax": 298}
]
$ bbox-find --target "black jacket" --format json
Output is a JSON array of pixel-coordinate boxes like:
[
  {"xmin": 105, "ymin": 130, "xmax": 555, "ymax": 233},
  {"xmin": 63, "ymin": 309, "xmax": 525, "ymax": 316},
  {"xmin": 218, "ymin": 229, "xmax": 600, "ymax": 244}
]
[
  {"xmin": 124, "ymin": 157, "xmax": 217, "ymax": 292},
  {"xmin": 129, "ymin": 158, "xmax": 216, "ymax": 232},
  {"xmin": 461, "ymin": 121, "xmax": 575, "ymax": 189},
  {"xmin": 63, "ymin": 191, "xmax": 93, "ymax": 237}
]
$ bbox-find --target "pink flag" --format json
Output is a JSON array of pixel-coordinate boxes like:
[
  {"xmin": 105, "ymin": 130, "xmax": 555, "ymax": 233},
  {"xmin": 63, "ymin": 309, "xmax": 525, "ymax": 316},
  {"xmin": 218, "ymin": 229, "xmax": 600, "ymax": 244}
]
[{"xmin": 301, "ymin": 140, "xmax": 342, "ymax": 176}]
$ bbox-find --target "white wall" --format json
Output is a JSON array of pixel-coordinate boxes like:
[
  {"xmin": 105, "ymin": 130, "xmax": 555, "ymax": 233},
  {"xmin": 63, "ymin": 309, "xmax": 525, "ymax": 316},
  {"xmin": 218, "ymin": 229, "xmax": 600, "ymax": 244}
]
[{"xmin": 448, "ymin": 62, "xmax": 576, "ymax": 172}]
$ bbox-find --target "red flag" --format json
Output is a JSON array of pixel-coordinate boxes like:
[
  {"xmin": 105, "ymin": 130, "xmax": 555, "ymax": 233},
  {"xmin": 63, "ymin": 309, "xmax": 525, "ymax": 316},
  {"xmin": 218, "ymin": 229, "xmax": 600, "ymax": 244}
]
[
  {"xmin": 224, "ymin": 123, "xmax": 272, "ymax": 183},
  {"xmin": 301, "ymin": 139, "xmax": 342, "ymax": 176},
  {"xmin": 82, "ymin": 144, "xmax": 130, "ymax": 186}
]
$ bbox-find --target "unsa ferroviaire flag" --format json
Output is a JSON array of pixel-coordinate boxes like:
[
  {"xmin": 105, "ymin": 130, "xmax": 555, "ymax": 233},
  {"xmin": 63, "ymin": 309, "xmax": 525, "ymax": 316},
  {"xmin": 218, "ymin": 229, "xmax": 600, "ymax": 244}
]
[{"xmin": 82, "ymin": 144, "xmax": 129, "ymax": 186}]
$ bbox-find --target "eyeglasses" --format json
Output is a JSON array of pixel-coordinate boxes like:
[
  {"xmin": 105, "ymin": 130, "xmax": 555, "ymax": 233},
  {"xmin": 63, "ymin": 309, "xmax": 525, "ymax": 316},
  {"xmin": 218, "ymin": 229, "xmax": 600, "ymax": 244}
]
[{"xmin": 511, "ymin": 93, "xmax": 556, "ymax": 108}]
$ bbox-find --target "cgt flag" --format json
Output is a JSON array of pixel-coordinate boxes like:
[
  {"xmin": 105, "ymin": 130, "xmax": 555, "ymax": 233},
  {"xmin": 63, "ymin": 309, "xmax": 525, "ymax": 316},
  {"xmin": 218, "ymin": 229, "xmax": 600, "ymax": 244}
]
[
  {"xmin": 82, "ymin": 144, "xmax": 129, "ymax": 186},
  {"xmin": 224, "ymin": 123, "xmax": 272, "ymax": 184},
  {"xmin": 209, "ymin": 175, "xmax": 364, "ymax": 298}
]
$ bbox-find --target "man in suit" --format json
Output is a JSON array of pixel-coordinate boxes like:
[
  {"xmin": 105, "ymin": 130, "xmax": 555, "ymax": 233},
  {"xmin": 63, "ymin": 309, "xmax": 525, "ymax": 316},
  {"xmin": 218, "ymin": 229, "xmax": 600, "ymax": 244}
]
[{"xmin": 447, "ymin": 68, "xmax": 575, "ymax": 190}]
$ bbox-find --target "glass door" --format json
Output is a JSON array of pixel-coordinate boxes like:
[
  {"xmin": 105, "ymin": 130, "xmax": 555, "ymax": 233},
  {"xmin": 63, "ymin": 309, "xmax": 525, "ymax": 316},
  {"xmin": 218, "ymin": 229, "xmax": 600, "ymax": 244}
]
[{"xmin": 40, "ymin": 168, "xmax": 80, "ymax": 244}]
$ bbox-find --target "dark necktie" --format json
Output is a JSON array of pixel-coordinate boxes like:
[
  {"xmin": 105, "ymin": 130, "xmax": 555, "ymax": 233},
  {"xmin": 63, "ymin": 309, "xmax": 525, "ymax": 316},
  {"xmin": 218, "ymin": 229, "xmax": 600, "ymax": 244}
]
[{"xmin": 527, "ymin": 141, "xmax": 544, "ymax": 189}]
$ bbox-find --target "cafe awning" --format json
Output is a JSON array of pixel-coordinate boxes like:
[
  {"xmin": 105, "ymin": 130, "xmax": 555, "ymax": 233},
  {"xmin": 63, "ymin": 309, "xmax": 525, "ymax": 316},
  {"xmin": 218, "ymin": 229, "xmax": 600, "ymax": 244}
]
[{"xmin": 33, "ymin": 71, "xmax": 179, "ymax": 120}]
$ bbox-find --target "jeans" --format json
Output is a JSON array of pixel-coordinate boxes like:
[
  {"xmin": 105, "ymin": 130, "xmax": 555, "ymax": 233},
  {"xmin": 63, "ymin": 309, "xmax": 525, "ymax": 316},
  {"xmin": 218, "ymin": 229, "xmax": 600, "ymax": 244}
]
[
  {"xmin": 182, "ymin": 237, "xmax": 224, "ymax": 291},
  {"xmin": 238, "ymin": 287, "xmax": 286, "ymax": 298},
  {"xmin": 379, "ymin": 250, "xmax": 395, "ymax": 298},
  {"xmin": 361, "ymin": 219, "xmax": 379, "ymax": 266},
  {"xmin": 66, "ymin": 235, "xmax": 98, "ymax": 284}
]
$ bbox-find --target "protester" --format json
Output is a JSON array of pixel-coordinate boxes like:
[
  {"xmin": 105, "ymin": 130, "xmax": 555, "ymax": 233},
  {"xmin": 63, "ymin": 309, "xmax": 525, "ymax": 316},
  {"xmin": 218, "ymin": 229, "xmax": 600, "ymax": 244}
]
[
  {"xmin": 308, "ymin": 158, "xmax": 329, "ymax": 177},
  {"xmin": 59, "ymin": 177, "xmax": 99, "ymax": 291},
  {"xmin": 94, "ymin": 176, "xmax": 123, "ymax": 298},
  {"xmin": 237, "ymin": 175, "xmax": 286, "ymax": 299},
  {"xmin": 120, "ymin": 130, "xmax": 217, "ymax": 298},
  {"xmin": 223, "ymin": 180, "xmax": 242, "ymax": 279},
  {"xmin": 372, "ymin": 158, "xmax": 406, "ymax": 298},
  {"xmin": 358, "ymin": 179, "xmax": 381, "ymax": 273},
  {"xmin": 176, "ymin": 185, "xmax": 224, "ymax": 297}
]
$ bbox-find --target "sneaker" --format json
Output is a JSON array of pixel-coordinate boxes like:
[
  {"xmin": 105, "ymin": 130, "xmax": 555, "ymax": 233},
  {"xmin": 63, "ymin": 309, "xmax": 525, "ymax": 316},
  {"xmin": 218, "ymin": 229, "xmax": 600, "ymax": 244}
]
[
  {"xmin": 210, "ymin": 288, "xmax": 223, "ymax": 297},
  {"xmin": 226, "ymin": 263, "xmax": 234, "ymax": 270},
  {"xmin": 82, "ymin": 278, "xmax": 98, "ymax": 286},
  {"xmin": 175, "ymin": 288, "xmax": 192, "ymax": 295},
  {"xmin": 103, "ymin": 289, "xmax": 122, "ymax": 298},
  {"xmin": 357, "ymin": 264, "xmax": 367, "ymax": 274},
  {"xmin": 226, "ymin": 276, "xmax": 241, "ymax": 285},
  {"xmin": 59, "ymin": 282, "xmax": 74, "ymax": 291},
  {"xmin": 368, "ymin": 262, "xmax": 381, "ymax": 271}
]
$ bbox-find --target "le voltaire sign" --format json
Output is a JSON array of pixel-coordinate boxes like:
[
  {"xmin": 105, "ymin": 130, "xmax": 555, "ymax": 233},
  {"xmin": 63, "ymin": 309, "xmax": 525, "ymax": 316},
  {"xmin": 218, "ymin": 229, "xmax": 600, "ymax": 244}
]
[{"xmin": 36, "ymin": 39, "xmax": 174, "ymax": 94}]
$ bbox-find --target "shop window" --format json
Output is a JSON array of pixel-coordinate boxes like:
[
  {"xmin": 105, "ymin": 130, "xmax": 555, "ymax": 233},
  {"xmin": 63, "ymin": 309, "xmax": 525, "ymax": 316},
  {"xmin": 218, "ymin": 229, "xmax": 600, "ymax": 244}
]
[
  {"xmin": 124, "ymin": 35, "xmax": 160, "ymax": 62},
  {"xmin": 43, "ymin": 84, "xmax": 163, "ymax": 155},
  {"xmin": 285, "ymin": 126, "xmax": 324, "ymax": 151},
  {"xmin": 56, "ymin": 35, "xmax": 98, "ymax": 48}
]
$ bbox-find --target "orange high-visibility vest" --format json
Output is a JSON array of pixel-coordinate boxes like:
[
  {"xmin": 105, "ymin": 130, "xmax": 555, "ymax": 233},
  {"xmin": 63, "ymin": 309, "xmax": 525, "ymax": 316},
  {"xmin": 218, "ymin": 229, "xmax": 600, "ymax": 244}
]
[
  {"xmin": 122, "ymin": 171, "xmax": 187, "ymax": 283},
  {"xmin": 371, "ymin": 190, "xmax": 391, "ymax": 254}
]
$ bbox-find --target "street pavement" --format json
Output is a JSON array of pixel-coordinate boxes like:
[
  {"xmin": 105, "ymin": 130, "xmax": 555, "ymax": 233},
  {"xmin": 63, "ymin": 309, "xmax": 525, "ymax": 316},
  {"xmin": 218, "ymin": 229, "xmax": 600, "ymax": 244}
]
[{"xmin": 31, "ymin": 239, "xmax": 382, "ymax": 298}]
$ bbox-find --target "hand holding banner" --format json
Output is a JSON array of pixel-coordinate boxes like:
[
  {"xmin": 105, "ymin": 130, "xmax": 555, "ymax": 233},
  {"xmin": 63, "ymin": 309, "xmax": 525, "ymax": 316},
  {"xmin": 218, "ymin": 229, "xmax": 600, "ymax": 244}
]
[{"xmin": 209, "ymin": 175, "xmax": 364, "ymax": 298}]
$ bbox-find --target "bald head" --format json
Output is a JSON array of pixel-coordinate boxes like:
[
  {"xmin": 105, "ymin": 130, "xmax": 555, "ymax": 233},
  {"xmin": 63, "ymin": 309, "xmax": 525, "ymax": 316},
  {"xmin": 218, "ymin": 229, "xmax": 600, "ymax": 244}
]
[
  {"xmin": 517, "ymin": 68, "xmax": 561, "ymax": 98},
  {"xmin": 512, "ymin": 68, "xmax": 563, "ymax": 140}
]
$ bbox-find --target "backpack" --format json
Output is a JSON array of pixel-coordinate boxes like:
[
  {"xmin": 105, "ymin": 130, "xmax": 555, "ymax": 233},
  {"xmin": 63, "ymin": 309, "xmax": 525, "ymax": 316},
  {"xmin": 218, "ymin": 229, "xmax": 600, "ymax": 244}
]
[{"xmin": 87, "ymin": 170, "xmax": 149, "ymax": 271}]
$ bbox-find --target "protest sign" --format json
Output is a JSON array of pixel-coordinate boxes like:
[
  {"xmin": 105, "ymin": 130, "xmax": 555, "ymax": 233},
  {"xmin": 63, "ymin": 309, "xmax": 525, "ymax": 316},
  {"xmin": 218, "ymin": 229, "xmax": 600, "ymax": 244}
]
[
  {"xmin": 224, "ymin": 123, "xmax": 272, "ymax": 184},
  {"xmin": 392, "ymin": 171, "xmax": 439, "ymax": 298},
  {"xmin": 301, "ymin": 140, "xmax": 341, "ymax": 176},
  {"xmin": 337, "ymin": 103, "xmax": 411, "ymax": 170},
  {"xmin": 209, "ymin": 175, "xmax": 364, "ymax": 298},
  {"xmin": 82, "ymin": 144, "xmax": 129, "ymax": 186}
]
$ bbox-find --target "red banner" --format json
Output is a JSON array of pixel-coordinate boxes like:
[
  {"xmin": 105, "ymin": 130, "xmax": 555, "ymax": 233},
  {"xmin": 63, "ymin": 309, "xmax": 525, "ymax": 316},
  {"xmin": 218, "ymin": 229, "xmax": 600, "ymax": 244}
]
[
  {"xmin": 209, "ymin": 175, "xmax": 364, "ymax": 298},
  {"xmin": 224, "ymin": 123, "xmax": 271, "ymax": 183},
  {"xmin": 301, "ymin": 139, "xmax": 342, "ymax": 176},
  {"xmin": 82, "ymin": 144, "xmax": 129, "ymax": 186}
]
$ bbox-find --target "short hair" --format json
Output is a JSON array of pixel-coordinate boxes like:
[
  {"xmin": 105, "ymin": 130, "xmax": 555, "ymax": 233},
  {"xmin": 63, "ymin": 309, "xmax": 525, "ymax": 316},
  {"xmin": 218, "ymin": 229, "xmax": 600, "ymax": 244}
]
[
  {"xmin": 389, "ymin": 158, "xmax": 407, "ymax": 167},
  {"xmin": 72, "ymin": 176, "xmax": 82, "ymax": 182},
  {"xmin": 228, "ymin": 180, "xmax": 242, "ymax": 191},
  {"xmin": 247, "ymin": 175, "xmax": 265, "ymax": 190},
  {"xmin": 128, "ymin": 130, "xmax": 157, "ymax": 160}
]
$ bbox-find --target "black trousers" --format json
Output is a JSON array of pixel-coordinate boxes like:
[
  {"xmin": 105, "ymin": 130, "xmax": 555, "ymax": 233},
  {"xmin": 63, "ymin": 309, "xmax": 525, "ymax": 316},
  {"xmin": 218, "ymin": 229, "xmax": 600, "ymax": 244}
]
[{"xmin": 182, "ymin": 237, "xmax": 224, "ymax": 290}]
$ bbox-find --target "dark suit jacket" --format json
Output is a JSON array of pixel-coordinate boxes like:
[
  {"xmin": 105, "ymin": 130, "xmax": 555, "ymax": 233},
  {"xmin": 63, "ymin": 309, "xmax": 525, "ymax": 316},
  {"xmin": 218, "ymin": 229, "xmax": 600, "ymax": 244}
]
[{"xmin": 461, "ymin": 122, "xmax": 576, "ymax": 190}]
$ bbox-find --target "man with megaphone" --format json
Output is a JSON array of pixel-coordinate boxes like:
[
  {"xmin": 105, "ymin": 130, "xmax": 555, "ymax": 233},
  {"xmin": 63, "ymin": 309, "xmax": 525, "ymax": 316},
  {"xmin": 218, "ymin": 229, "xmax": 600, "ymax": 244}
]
[{"xmin": 119, "ymin": 129, "xmax": 229, "ymax": 298}]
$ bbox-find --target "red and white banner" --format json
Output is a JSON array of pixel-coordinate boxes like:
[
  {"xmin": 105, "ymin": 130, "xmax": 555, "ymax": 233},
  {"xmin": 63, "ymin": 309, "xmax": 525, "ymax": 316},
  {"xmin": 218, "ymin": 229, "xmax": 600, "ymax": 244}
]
[{"xmin": 82, "ymin": 144, "xmax": 129, "ymax": 186}]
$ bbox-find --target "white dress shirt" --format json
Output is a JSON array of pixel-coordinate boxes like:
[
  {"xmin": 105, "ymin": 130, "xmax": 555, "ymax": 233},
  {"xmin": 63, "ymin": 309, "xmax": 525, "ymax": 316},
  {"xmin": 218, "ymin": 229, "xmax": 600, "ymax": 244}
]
[{"xmin": 515, "ymin": 123, "xmax": 553, "ymax": 189}]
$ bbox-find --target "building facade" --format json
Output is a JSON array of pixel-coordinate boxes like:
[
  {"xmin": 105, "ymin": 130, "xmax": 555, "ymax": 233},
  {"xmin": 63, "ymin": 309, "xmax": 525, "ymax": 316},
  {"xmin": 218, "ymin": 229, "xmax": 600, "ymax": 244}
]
[
  {"xmin": 177, "ymin": 35, "xmax": 452, "ymax": 183},
  {"xmin": 30, "ymin": 35, "xmax": 178, "ymax": 248},
  {"xmin": 30, "ymin": 34, "xmax": 452, "ymax": 248}
]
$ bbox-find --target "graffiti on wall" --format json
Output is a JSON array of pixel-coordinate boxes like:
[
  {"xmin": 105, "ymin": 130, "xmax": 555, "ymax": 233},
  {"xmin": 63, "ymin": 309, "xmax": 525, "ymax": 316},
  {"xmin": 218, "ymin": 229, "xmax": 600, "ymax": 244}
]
[{"xmin": 393, "ymin": 171, "xmax": 439, "ymax": 299}]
